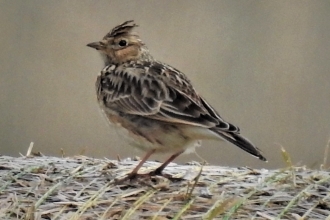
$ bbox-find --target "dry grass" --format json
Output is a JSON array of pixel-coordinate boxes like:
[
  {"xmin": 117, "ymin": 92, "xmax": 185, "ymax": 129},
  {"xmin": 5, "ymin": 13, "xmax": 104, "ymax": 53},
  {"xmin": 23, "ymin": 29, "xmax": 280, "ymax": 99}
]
[{"xmin": 0, "ymin": 153, "xmax": 329, "ymax": 220}]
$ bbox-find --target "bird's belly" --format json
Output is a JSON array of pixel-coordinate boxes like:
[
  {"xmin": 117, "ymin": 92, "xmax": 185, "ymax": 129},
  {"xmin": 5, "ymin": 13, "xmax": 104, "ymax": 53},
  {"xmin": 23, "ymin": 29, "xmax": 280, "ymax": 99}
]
[{"xmin": 100, "ymin": 106, "xmax": 203, "ymax": 154}]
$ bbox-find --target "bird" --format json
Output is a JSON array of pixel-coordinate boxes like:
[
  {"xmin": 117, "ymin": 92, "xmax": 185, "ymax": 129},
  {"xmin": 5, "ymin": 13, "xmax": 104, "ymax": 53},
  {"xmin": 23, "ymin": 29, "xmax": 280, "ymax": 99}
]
[{"xmin": 87, "ymin": 20, "xmax": 266, "ymax": 178}]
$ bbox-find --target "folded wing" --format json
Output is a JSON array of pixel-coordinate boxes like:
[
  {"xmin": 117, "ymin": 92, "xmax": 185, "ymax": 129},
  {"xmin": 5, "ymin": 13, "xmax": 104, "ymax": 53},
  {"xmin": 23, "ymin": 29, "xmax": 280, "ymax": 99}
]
[{"xmin": 97, "ymin": 62, "xmax": 236, "ymax": 131}]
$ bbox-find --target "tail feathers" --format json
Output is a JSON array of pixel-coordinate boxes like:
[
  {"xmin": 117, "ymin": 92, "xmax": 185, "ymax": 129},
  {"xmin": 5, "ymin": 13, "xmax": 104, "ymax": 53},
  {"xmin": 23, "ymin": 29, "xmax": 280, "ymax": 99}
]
[{"xmin": 215, "ymin": 130, "xmax": 267, "ymax": 161}]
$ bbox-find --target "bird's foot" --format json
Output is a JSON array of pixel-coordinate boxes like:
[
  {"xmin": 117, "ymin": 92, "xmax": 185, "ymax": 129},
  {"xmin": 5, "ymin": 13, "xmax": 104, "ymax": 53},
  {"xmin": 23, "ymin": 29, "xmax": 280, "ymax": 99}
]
[
  {"xmin": 114, "ymin": 169, "xmax": 173, "ymax": 184},
  {"xmin": 146, "ymin": 168, "xmax": 163, "ymax": 176}
]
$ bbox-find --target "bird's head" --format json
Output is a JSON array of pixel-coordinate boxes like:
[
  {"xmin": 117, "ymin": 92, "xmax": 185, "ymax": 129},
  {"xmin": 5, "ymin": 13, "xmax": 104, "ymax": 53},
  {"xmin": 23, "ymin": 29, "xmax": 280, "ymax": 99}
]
[{"xmin": 87, "ymin": 20, "xmax": 152, "ymax": 65}]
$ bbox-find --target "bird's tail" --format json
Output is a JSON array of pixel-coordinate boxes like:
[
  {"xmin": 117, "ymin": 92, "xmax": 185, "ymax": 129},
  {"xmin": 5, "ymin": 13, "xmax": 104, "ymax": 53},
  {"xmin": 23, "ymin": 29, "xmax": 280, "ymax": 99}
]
[{"xmin": 213, "ymin": 130, "xmax": 267, "ymax": 161}]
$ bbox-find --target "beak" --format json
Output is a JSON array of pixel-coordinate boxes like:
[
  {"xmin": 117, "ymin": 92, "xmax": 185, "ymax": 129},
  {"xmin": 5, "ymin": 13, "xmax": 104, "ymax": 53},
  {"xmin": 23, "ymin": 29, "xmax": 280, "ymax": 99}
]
[{"xmin": 86, "ymin": 41, "xmax": 104, "ymax": 50}]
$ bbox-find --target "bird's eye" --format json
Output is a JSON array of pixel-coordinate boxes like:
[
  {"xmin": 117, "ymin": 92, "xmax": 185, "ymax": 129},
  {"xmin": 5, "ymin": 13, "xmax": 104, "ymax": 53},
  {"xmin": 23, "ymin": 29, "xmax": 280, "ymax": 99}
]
[{"xmin": 118, "ymin": 40, "xmax": 127, "ymax": 47}]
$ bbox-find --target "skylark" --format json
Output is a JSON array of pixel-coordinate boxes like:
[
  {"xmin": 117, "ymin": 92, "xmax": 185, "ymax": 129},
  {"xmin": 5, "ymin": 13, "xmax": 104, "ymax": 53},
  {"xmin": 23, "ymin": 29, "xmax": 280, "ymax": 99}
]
[{"xmin": 87, "ymin": 20, "xmax": 266, "ymax": 178}]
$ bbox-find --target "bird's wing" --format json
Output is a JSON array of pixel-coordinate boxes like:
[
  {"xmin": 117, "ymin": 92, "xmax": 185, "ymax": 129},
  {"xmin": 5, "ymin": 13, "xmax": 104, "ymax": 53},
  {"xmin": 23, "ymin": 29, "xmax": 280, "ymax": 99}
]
[{"xmin": 97, "ymin": 61, "xmax": 239, "ymax": 132}]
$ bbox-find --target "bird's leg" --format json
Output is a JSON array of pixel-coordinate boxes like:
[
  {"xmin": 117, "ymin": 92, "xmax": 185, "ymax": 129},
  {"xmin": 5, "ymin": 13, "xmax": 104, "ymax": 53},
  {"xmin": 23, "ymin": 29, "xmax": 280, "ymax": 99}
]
[
  {"xmin": 127, "ymin": 149, "xmax": 155, "ymax": 179},
  {"xmin": 150, "ymin": 150, "xmax": 184, "ymax": 176}
]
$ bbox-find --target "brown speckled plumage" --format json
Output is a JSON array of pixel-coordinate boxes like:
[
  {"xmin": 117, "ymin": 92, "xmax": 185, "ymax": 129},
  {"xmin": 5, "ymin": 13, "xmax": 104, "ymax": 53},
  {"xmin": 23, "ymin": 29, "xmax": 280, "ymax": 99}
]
[{"xmin": 87, "ymin": 20, "xmax": 266, "ymax": 177}]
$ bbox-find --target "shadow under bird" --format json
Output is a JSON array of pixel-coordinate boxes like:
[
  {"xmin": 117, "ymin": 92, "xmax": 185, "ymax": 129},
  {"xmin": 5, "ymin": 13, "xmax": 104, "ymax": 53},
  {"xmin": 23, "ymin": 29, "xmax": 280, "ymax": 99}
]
[{"xmin": 87, "ymin": 20, "xmax": 266, "ymax": 178}]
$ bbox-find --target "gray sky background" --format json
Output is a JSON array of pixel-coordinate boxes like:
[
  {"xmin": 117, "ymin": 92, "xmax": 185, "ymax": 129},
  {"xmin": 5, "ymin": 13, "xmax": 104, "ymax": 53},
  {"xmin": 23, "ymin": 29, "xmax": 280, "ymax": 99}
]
[{"xmin": 1, "ymin": 1, "xmax": 330, "ymax": 169}]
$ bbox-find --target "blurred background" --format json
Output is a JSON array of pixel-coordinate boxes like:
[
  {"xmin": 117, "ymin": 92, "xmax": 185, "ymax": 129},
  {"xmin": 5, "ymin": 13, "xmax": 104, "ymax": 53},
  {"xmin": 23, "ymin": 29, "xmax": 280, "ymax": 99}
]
[{"xmin": 1, "ymin": 1, "xmax": 329, "ymax": 169}]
